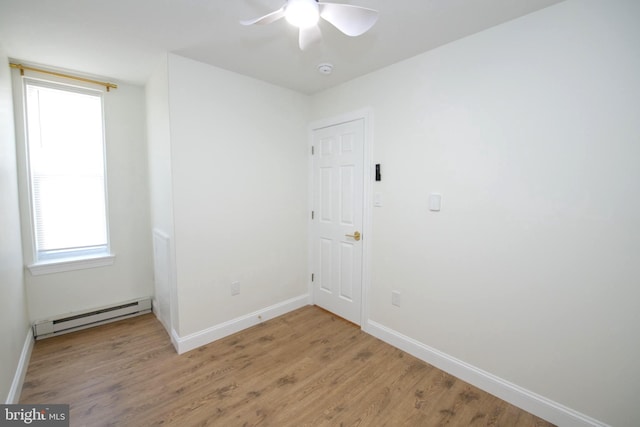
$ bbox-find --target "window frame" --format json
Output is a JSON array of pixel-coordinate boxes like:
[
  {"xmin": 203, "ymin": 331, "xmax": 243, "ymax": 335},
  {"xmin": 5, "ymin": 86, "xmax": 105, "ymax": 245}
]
[{"xmin": 15, "ymin": 74, "xmax": 115, "ymax": 275}]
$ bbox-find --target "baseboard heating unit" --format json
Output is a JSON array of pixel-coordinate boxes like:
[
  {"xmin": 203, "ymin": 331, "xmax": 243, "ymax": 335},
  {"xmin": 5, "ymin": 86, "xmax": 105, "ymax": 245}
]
[{"xmin": 33, "ymin": 298, "xmax": 152, "ymax": 339}]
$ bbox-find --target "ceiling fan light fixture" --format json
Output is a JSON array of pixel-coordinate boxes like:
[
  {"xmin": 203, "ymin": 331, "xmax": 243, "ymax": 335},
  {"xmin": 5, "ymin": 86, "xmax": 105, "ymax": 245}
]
[
  {"xmin": 285, "ymin": 0, "xmax": 319, "ymax": 29},
  {"xmin": 241, "ymin": 0, "xmax": 379, "ymax": 50}
]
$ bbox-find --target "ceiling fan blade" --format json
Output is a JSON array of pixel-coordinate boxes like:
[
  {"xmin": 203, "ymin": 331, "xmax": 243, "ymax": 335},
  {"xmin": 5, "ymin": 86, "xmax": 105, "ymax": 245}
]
[
  {"xmin": 240, "ymin": 6, "xmax": 286, "ymax": 26},
  {"xmin": 318, "ymin": 2, "xmax": 379, "ymax": 37},
  {"xmin": 299, "ymin": 24, "xmax": 322, "ymax": 50}
]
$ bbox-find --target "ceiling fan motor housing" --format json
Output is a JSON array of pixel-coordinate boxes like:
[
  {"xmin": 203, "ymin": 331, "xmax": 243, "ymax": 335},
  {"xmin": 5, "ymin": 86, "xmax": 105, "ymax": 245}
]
[{"xmin": 285, "ymin": 0, "xmax": 320, "ymax": 28}]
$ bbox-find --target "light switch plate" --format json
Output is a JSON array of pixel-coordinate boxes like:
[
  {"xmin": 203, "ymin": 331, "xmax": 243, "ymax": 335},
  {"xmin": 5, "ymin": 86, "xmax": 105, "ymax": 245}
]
[
  {"xmin": 392, "ymin": 291, "xmax": 401, "ymax": 307},
  {"xmin": 429, "ymin": 193, "xmax": 442, "ymax": 211}
]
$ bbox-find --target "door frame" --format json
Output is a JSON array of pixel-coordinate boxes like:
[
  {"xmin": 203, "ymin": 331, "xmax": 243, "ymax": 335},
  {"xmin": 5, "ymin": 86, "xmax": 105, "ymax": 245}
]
[{"xmin": 307, "ymin": 107, "xmax": 373, "ymax": 328}]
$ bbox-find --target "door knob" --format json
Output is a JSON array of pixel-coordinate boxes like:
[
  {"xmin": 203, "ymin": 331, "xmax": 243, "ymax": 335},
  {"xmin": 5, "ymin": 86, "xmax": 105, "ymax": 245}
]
[{"xmin": 345, "ymin": 231, "xmax": 361, "ymax": 241}]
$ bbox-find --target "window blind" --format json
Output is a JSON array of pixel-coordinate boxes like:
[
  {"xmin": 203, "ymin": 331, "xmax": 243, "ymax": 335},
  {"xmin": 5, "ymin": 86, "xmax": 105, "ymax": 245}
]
[{"xmin": 24, "ymin": 79, "xmax": 109, "ymax": 261}]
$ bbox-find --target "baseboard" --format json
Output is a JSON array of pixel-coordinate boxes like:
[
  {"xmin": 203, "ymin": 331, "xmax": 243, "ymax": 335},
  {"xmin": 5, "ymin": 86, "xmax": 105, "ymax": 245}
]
[
  {"xmin": 170, "ymin": 328, "xmax": 181, "ymax": 354},
  {"xmin": 364, "ymin": 320, "xmax": 609, "ymax": 427},
  {"xmin": 172, "ymin": 295, "xmax": 309, "ymax": 354},
  {"xmin": 5, "ymin": 327, "xmax": 34, "ymax": 404}
]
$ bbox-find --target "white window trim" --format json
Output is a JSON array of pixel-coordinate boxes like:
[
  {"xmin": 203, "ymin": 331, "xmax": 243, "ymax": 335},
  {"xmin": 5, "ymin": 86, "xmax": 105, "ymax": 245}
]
[
  {"xmin": 11, "ymin": 67, "xmax": 116, "ymax": 275},
  {"xmin": 28, "ymin": 254, "xmax": 115, "ymax": 276}
]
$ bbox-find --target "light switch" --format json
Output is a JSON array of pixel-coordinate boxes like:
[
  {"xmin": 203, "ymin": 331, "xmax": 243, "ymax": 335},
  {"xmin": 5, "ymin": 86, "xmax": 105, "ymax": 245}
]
[
  {"xmin": 392, "ymin": 291, "xmax": 401, "ymax": 307},
  {"xmin": 429, "ymin": 193, "xmax": 442, "ymax": 211},
  {"xmin": 374, "ymin": 192, "xmax": 383, "ymax": 207}
]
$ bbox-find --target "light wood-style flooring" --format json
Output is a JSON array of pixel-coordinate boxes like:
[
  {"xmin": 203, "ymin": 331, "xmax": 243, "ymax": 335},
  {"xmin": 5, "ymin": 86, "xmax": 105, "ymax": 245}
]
[{"xmin": 20, "ymin": 305, "xmax": 555, "ymax": 426}]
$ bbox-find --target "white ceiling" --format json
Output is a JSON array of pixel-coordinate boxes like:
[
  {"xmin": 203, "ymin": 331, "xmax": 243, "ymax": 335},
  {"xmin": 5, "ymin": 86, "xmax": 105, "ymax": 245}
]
[{"xmin": 0, "ymin": 0, "xmax": 563, "ymax": 94}]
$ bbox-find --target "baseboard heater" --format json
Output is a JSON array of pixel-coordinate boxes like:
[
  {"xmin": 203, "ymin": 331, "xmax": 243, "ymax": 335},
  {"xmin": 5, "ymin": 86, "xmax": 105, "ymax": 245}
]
[{"xmin": 33, "ymin": 298, "xmax": 152, "ymax": 340}]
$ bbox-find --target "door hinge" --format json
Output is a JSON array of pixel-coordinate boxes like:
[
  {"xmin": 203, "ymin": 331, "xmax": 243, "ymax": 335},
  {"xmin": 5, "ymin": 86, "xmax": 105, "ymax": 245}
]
[
  {"xmin": 311, "ymin": 273, "xmax": 315, "ymax": 282},
  {"xmin": 311, "ymin": 146, "xmax": 315, "ymax": 155},
  {"xmin": 311, "ymin": 210, "xmax": 315, "ymax": 220}
]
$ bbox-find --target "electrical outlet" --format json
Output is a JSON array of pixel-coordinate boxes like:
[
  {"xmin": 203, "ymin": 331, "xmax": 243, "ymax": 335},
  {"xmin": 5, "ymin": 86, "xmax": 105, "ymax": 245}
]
[
  {"xmin": 231, "ymin": 281, "xmax": 240, "ymax": 296},
  {"xmin": 392, "ymin": 291, "xmax": 401, "ymax": 307}
]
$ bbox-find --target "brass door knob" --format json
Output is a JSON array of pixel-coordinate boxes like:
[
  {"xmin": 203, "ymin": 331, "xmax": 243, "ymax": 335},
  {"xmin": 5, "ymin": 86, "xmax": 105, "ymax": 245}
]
[{"xmin": 345, "ymin": 231, "xmax": 361, "ymax": 241}]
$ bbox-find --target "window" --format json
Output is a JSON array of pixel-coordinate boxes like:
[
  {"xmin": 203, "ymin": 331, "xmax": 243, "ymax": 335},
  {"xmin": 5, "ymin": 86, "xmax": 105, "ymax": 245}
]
[{"xmin": 23, "ymin": 78, "xmax": 111, "ymax": 268}]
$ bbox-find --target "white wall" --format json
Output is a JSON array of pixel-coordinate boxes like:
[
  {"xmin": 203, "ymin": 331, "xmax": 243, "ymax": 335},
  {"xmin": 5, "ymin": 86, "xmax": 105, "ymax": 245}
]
[
  {"xmin": 146, "ymin": 54, "xmax": 179, "ymax": 335},
  {"xmin": 11, "ymin": 74, "xmax": 155, "ymax": 321},
  {"xmin": 146, "ymin": 55, "xmax": 174, "ymax": 241},
  {"xmin": 0, "ymin": 47, "xmax": 30, "ymax": 402},
  {"xmin": 166, "ymin": 54, "xmax": 310, "ymax": 336},
  {"xmin": 311, "ymin": 1, "xmax": 640, "ymax": 425}
]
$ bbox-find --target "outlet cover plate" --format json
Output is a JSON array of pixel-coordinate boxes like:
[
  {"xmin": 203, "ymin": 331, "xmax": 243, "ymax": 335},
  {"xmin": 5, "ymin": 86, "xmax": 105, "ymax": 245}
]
[{"xmin": 231, "ymin": 281, "xmax": 240, "ymax": 296}]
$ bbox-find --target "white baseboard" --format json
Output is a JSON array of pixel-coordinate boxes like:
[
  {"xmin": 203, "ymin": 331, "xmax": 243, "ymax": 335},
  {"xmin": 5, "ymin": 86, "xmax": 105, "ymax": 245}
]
[
  {"xmin": 170, "ymin": 328, "xmax": 181, "ymax": 354},
  {"xmin": 5, "ymin": 327, "xmax": 34, "ymax": 404},
  {"xmin": 172, "ymin": 295, "xmax": 309, "ymax": 354},
  {"xmin": 364, "ymin": 320, "xmax": 609, "ymax": 427},
  {"xmin": 161, "ymin": 298, "xmax": 606, "ymax": 426},
  {"xmin": 151, "ymin": 297, "xmax": 179, "ymax": 352}
]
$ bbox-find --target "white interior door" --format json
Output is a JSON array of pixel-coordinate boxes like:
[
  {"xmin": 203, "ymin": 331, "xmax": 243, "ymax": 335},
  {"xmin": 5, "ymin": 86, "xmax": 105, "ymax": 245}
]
[{"xmin": 312, "ymin": 118, "xmax": 364, "ymax": 325}]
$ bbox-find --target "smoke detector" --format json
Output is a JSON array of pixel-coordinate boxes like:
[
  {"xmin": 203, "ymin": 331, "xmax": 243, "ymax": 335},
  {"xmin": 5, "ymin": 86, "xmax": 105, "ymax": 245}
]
[{"xmin": 317, "ymin": 63, "xmax": 333, "ymax": 75}]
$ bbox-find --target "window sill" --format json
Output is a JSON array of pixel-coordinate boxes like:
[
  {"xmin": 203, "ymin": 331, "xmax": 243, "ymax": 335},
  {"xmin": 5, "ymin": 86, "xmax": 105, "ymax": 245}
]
[{"xmin": 27, "ymin": 254, "xmax": 115, "ymax": 276}]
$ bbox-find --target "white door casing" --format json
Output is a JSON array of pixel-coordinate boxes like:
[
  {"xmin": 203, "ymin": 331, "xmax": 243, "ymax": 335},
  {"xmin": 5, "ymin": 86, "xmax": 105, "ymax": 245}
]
[
  {"xmin": 311, "ymin": 117, "xmax": 366, "ymax": 325},
  {"xmin": 152, "ymin": 229, "xmax": 172, "ymax": 334}
]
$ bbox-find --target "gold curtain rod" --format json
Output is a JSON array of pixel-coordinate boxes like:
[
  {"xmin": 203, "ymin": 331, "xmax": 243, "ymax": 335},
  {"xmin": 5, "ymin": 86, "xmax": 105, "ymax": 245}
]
[{"xmin": 9, "ymin": 63, "xmax": 118, "ymax": 92}]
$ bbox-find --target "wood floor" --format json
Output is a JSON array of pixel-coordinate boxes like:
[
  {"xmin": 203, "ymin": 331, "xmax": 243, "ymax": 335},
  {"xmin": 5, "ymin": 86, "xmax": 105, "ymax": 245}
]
[{"xmin": 21, "ymin": 306, "xmax": 555, "ymax": 426}]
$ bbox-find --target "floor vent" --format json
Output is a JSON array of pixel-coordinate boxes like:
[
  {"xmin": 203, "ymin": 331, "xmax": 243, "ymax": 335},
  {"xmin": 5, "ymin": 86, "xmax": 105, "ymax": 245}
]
[{"xmin": 33, "ymin": 298, "xmax": 152, "ymax": 339}]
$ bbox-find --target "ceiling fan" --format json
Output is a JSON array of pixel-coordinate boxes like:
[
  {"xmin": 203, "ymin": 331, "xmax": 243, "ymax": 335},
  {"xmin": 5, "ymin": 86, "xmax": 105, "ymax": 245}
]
[{"xmin": 241, "ymin": 0, "xmax": 379, "ymax": 50}]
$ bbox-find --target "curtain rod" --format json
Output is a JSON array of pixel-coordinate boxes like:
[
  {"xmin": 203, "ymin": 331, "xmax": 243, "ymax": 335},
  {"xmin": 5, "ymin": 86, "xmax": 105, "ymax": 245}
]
[{"xmin": 9, "ymin": 63, "xmax": 118, "ymax": 92}]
